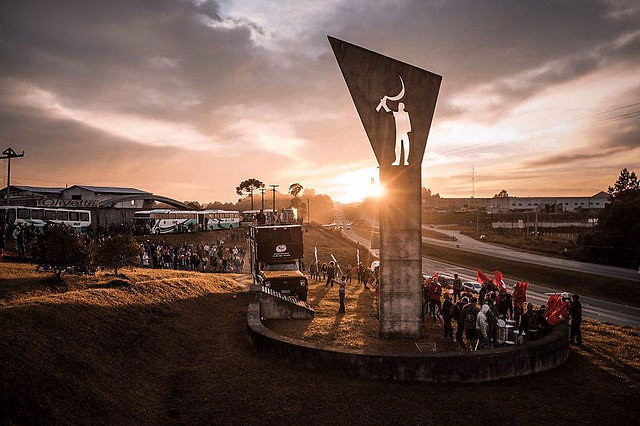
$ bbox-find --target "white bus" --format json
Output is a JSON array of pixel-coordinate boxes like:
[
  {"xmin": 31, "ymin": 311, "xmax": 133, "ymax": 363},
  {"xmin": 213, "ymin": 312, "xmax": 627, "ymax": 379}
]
[
  {"xmin": 200, "ymin": 210, "xmax": 240, "ymax": 230},
  {"xmin": 0, "ymin": 206, "xmax": 91, "ymax": 232},
  {"xmin": 133, "ymin": 209, "xmax": 239, "ymax": 234}
]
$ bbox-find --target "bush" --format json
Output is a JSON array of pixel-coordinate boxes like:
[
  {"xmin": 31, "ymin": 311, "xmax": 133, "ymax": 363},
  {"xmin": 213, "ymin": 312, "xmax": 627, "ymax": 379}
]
[
  {"xmin": 96, "ymin": 234, "xmax": 141, "ymax": 275},
  {"xmin": 32, "ymin": 224, "xmax": 93, "ymax": 283}
]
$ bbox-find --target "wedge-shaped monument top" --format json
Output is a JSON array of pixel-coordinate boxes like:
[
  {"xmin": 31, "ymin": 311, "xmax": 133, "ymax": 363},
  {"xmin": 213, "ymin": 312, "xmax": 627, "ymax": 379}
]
[{"xmin": 328, "ymin": 36, "xmax": 441, "ymax": 168}]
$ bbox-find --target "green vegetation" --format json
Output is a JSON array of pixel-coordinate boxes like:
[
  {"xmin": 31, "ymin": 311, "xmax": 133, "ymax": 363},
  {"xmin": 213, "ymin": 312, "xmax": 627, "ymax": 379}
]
[
  {"xmin": 31, "ymin": 224, "xmax": 93, "ymax": 283},
  {"xmin": 574, "ymin": 168, "xmax": 640, "ymax": 268},
  {"xmin": 422, "ymin": 242, "xmax": 640, "ymax": 307},
  {"xmin": 96, "ymin": 234, "xmax": 142, "ymax": 275}
]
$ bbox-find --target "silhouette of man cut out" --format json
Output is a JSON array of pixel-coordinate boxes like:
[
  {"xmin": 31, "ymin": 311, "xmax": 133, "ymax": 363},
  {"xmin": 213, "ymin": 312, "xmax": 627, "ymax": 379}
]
[{"xmin": 381, "ymin": 101, "xmax": 412, "ymax": 166}]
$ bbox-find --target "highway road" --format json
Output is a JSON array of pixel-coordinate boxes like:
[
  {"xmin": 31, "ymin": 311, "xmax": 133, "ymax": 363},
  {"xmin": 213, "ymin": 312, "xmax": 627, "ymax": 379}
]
[
  {"xmin": 335, "ymin": 212, "xmax": 640, "ymax": 328},
  {"xmin": 422, "ymin": 227, "xmax": 640, "ymax": 282}
]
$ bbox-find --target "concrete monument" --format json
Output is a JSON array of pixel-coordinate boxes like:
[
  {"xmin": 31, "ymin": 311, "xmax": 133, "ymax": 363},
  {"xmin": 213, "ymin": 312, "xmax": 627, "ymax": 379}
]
[{"xmin": 329, "ymin": 36, "xmax": 441, "ymax": 337}]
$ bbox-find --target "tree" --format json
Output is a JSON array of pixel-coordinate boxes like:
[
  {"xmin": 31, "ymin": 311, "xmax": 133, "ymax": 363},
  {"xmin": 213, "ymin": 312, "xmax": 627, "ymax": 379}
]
[
  {"xmin": 576, "ymin": 168, "xmax": 640, "ymax": 267},
  {"xmin": 608, "ymin": 168, "xmax": 639, "ymax": 200},
  {"xmin": 235, "ymin": 178, "xmax": 265, "ymax": 210},
  {"xmin": 32, "ymin": 224, "xmax": 93, "ymax": 284},
  {"xmin": 96, "ymin": 235, "xmax": 142, "ymax": 275},
  {"xmin": 183, "ymin": 201, "xmax": 203, "ymax": 210},
  {"xmin": 289, "ymin": 183, "xmax": 303, "ymax": 198},
  {"xmin": 494, "ymin": 189, "xmax": 509, "ymax": 198}
]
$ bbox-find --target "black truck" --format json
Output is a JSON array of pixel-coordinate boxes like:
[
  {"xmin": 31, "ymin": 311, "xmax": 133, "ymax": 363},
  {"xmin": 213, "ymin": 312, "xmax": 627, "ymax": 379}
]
[{"xmin": 249, "ymin": 224, "xmax": 308, "ymax": 301}]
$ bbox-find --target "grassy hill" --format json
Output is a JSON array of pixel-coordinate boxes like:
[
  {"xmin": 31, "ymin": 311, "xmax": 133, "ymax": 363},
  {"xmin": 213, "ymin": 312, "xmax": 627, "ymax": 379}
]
[{"xmin": 0, "ymin": 247, "xmax": 638, "ymax": 423}]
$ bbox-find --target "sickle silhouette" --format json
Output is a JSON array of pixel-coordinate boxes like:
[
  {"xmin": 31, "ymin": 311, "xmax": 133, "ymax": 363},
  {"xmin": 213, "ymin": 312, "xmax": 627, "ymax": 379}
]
[{"xmin": 376, "ymin": 75, "xmax": 405, "ymax": 112}]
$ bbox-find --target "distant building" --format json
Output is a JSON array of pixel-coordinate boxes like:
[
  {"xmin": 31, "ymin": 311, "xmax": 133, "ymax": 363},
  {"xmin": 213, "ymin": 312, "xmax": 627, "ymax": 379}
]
[
  {"xmin": 424, "ymin": 191, "xmax": 610, "ymax": 213},
  {"xmin": 1, "ymin": 184, "xmax": 188, "ymax": 228}
]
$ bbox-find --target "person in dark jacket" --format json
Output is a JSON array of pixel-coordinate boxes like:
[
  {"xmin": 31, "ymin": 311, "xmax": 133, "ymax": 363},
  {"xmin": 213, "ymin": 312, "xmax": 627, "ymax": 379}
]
[
  {"xmin": 452, "ymin": 297, "xmax": 467, "ymax": 344},
  {"xmin": 461, "ymin": 297, "xmax": 480, "ymax": 349},
  {"xmin": 442, "ymin": 294, "xmax": 454, "ymax": 339},
  {"xmin": 569, "ymin": 294, "xmax": 583, "ymax": 346},
  {"xmin": 452, "ymin": 274, "xmax": 462, "ymax": 302},
  {"xmin": 325, "ymin": 261, "xmax": 336, "ymax": 288}
]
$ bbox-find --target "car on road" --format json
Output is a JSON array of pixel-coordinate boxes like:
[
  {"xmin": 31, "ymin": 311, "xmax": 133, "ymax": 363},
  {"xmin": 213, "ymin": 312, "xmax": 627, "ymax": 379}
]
[
  {"xmin": 345, "ymin": 223, "xmax": 352, "ymax": 230},
  {"xmin": 462, "ymin": 281, "xmax": 482, "ymax": 294}
]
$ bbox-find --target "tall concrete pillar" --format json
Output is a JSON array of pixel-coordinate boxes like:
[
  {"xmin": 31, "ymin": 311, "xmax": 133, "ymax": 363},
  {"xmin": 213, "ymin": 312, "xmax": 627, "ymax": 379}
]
[
  {"xmin": 329, "ymin": 36, "xmax": 441, "ymax": 338},
  {"xmin": 379, "ymin": 166, "xmax": 423, "ymax": 337}
]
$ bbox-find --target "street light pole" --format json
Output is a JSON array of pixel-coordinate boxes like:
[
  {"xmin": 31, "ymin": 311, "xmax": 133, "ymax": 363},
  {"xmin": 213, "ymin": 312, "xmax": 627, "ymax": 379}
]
[
  {"xmin": 269, "ymin": 184, "xmax": 279, "ymax": 212},
  {"xmin": 1, "ymin": 147, "xmax": 25, "ymax": 205},
  {"xmin": 259, "ymin": 188, "xmax": 266, "ymax": 210}
]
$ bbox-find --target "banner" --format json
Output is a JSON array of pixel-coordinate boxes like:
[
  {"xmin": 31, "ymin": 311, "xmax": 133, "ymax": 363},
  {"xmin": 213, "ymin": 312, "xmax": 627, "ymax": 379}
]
[{"xmin": 314, "ymin": 246, "xmax": 318, "ymax": 264}]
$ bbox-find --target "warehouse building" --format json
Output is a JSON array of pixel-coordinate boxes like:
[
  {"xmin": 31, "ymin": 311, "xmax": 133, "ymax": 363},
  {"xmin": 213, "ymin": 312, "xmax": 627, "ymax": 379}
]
[{"xmin": 0, "ymin": 184, "xmax": 188, "ymax": 229}]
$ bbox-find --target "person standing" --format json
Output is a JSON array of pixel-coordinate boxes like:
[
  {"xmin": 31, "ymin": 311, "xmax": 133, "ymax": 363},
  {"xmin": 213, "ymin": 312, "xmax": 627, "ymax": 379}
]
[
  {"xmin": 337, "ymin": 275, "xmax": 347, "ymax": 313},
  {"xmin": 452, "ymin": 297, "xmax": 467, "ymax": 344},
  {"xmin": 476, "ymin": 304, "xmax": 490, "ymax": 348},
  {"xmin": 442, "ymin": 294, "xmax": 454, "ymax": 339},
  {"xmin": 452, "ymin": 274, "xmax": 462, "ymax": 303},
  {"xmin": 461, "ymin": 297, "xmax": 480, "ymax": 350},
  {"xmin": 325, "ymin": 261, "xmax": 336, "ymax": 288},
  {"xmin": 569, "ymin": 294, "xmax": 583, "ymax": 346},
  {"xmin": 309, "ymin": 260, "xmax": 318, "ymax": 281},
  {"xmin": 429, "ymin": 279, "xmax": 442, "ymax": 319}
]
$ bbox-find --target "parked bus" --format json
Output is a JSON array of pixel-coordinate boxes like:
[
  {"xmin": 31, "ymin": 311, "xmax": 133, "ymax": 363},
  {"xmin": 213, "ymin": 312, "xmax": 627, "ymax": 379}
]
[
  {"xmin": 0, "ymin": 206, "xmax": 91, "ymax": 232},
  {"xmin": 200, "ymin": 210, "xmax": 240, "ymax": 230},
  {"xmin": 133, "ymin": 209, "xmax": 239, "ymax": 234}
]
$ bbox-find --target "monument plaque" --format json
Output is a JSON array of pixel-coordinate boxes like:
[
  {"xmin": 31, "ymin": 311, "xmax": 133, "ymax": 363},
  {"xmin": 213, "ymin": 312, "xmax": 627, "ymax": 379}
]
[{"xmin": 329, "ymin": 36, "xmax": 441, "ymax": 337}]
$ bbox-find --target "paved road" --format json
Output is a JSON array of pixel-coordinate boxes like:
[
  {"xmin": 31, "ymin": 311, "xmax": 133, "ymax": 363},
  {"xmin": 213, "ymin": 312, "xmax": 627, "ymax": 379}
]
[
  {"xmin": 423, "ymin": 226, "xmax": 640, "ymax": 282},
  {"xmin": 339, "ymin": 217, "xmax": 640, "ymax": 328}
]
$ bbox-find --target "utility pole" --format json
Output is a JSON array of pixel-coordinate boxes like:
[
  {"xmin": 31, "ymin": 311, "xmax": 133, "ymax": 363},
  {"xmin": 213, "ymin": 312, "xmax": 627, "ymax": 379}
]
[
  {"xmin": 307, "ymin": 196, "xmax": 310, "ymax": 224},
  {"xmin": 270, "ymin": 184, "xmax": 279, "ymax": 212},
  {"xmin": 472, "ymin": 166, "xmax": 475, "ymax": 198},
  {"xmin": 1, "ymin": 147, "xmax": 25, "ymax": 205},
  {"xmin": 259, "ymin": 188, "xmax": 266, "ymax": 210}
]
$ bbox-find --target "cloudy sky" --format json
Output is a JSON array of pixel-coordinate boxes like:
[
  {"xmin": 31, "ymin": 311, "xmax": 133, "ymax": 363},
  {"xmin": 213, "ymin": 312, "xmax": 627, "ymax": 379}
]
[{"xmin": 1, "ymin": 0, "xmax": 639, "ymax": 203}]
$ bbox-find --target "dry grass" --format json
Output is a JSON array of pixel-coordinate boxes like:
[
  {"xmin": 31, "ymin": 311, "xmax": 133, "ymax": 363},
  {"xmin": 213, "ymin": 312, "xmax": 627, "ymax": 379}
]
[
  {"xmin": 268, "ymin": 278, "xmax": 460, "ymax": 353},
  {"xmin": 0, "ymin": 261, "xmax": 639, "ymax": 424}
]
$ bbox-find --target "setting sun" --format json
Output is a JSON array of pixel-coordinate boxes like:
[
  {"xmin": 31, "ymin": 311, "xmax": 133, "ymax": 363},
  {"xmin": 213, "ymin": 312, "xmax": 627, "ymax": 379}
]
[{"xmin": 330, "ymin": 167, "xmax": 385, "ymax": 203}]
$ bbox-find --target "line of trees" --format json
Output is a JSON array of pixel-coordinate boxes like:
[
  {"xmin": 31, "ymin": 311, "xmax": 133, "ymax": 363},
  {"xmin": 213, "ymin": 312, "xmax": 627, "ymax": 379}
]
[{"xmin": 32, "ymin": 224, "xmax": 142, "ymax": 283}]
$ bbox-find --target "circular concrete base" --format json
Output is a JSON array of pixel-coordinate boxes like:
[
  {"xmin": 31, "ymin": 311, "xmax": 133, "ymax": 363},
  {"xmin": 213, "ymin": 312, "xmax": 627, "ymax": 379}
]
[{"xmin": 247, "ymin": 301, "xmax": 570, "ymax": 382}]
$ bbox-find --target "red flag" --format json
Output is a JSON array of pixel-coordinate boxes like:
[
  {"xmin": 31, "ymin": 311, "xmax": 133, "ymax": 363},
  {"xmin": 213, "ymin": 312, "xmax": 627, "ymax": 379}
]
[
  {"xmin": 514, "ymin": 281, "xmax": 529, "ymax": 305},
  {"xmin": 493, "ymin": 270, "xmax": 506, "ymax": 292},
  {"xmin": 544, "ymin": 294, "xmax": 570, "ymax": 326},
  {"xmin": 476, "ymin": 269, "xmax": 491, "ymax": 285}
]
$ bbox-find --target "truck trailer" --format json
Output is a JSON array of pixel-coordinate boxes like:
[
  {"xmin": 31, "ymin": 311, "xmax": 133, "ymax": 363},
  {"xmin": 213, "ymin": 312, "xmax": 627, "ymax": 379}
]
[{"xmin": 249, "ymin": 224, "xmax": 308, "ymax": 301}]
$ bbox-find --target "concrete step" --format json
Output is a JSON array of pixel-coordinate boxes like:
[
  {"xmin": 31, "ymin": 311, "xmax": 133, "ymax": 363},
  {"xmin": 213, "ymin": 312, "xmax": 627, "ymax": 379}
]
[{"xmin": 250, "ymin": 285, "xmax": 315, "ymax": 320}]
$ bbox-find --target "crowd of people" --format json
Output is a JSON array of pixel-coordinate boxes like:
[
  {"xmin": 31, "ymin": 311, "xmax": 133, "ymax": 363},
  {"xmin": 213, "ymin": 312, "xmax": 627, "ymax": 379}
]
[
  {"xmin": 303, "ymin": 259, "xmax": 584, "ymax": 349},
  {"xmin": 423, "ymin": 273, "xmax": 583, "ymax": 349},
  {"xmin": 308, "ymin": 260, "xmax": 379, "ymax": 290},
  {"xmin": 140, "ymin": 237, "xmax": 246, "ymax": 273}
]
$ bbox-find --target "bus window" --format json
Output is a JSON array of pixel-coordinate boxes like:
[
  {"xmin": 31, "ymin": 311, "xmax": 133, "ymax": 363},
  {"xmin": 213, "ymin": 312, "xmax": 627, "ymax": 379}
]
[
  {"xmin": 69, "ymin": 211, "xmax": 79, "ymax": 221},
  {"xmin": 7, "ymin": 209, "xmax": 16, "ymax": 223},
  {"xmin": 31, "ymin": 209, "xmax": 44, "ymax": 219},
  {"xmin": 17, "ymin": 208, "xmax": 30, "ymax": 219},
  {"xmin": 56, "ymin": 210, "xmax": 69, "ymax": 221},
  {"xmin": 44, "ymin": 210, "xmax": 56, "ymax": 220},
  {"xmin": 80, "ymin": 212, "xmax": 89, "ymax": 222}
]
